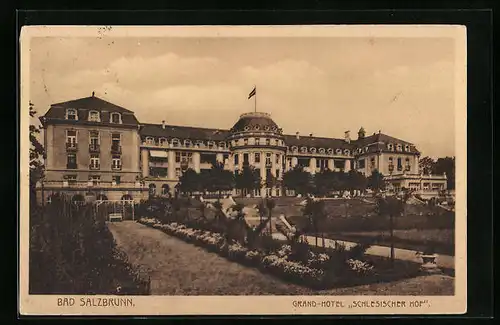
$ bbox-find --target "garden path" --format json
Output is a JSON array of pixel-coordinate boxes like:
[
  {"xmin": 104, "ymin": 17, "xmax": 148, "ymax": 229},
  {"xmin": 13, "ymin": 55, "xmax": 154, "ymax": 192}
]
[
  {"xmin": 108, "ymin": 221, "xmax": 454, "ymax": 295},
  {"xmin": 271, "ymin": 233, "xmax": 455, "ymax": 270}
]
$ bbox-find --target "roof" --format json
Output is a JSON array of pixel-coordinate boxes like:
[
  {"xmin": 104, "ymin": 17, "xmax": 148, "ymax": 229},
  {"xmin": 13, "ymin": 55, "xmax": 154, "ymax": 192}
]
[
  {"xmin": 140, "ymin": 123, "xmax": 230, "ymax": 141},
  {"xmin": 50, "ymin": 96, "xmax": 134, "ymax": 113},
  {"xmin": 283, "ymin": 134, "xmax": 353, "ymax": 150},
  {"xmin": 230, "ymin": 112, "xmax": 280, "ymax": 133},
  {"xmin": 352, "ymin": 132, "xmax": 419, "ymax": 154},
  {"xmin": 43, "ymin": 96, "xmax": 139, "ymax": 125}
]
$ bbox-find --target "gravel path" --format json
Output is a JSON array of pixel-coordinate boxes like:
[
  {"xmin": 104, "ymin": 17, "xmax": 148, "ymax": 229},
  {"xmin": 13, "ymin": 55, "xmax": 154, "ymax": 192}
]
[{"xmin": 108, "ymin": 221, "xmax": 454, "ymax": 296}]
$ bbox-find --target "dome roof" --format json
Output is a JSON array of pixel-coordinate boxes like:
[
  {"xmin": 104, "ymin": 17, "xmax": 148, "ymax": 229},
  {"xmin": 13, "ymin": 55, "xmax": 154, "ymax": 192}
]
[{"xmin": 230, "ymin": 112, "xmax": 281, "ymax": 134}]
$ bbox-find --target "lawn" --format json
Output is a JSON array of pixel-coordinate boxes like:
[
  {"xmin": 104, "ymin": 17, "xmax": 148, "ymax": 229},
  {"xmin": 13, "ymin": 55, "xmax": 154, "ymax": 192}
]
[{"xmin": 108, "ymin": 221, "xmax": 454, "ymax": 295}]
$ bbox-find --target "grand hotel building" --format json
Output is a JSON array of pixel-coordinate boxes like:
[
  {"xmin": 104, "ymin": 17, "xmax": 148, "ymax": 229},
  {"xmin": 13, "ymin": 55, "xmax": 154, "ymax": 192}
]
[{"xmin": 36, "ymin": 94, "xmax": 447, "ymax": 203}]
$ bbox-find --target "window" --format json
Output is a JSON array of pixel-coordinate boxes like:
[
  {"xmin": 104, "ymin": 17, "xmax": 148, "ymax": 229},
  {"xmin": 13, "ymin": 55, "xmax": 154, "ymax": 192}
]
[
  {"xmin": 404, "ymin": 145, "xmax": 410, "ymax": 152},
  {"xmin": 175, "ymin": 168, "xmax": 181, "ymax": 177},
  {"xmin": 207, "ymin": 141, "xmax": 215, "ymax": 149},
  {"xmin": 358, "ymin": 159, "xmax": 365, "ymax": 169},
  {"xmin": 310, "ymin": 147, "xmax": 317, "ymax": 153},
  {"xmin": 145, "ymin": 137, "xmax": 154, "ymax": 145},
  {"xmin": 175, "ymin": 152, "xmax": 181, "ymax": 163},
  {"xmin": 297, "ymin": 158, "xmax": 309, "ymax": 167},
  {"xmin": 89, "ymin": 131, "xmax": 99, "ymax": 145},
  {"xmin": 110, "ymin": 112, "xmax": 121, "ymax": 124},
  {"xmin": 397, "ymin": 144, "xmax": 403, "ymax": 152},
  {"xmin": 287, "ymin": 157, "xmax": 292, "ymax": 168},
  {"xmin": 184, "ymin": 139, "xmax": 192, "ymax": 147},
  {"xmin": 243, "ymin": 153, "xmax": 249, "ymax": 164},
  {"xmin": 66, "ymin": 130, "xmax": 77, "ymax": 147},
  {"xmin": 370, "ymin": 157, "xmax": 375, "ymax": 168},
  {"xmin": 171, "ymin": 138, "xmax": 180, "ymax": 147},
  {"xmin": 66, "ymin": 109, "xmax": 78, "ymax": 120},
  {"xmin": 276, "ymin": 154, "xmax": 280, "ymax": 164},
  {"xmin": 266, "ymin": 139, "xmax": 271, "ymax": 146},
  {"xmin": 405, "ymin": 157, "xmax": 411, "ymax": 171},
  {"xmin": 254, "ymin": 152, "xmax": 261, "ymax": 163},
  {"xmin": 244, "ymin": 138, "xmax": 248, "ymax": 145},
  {"xmin": 112, "ymin": 155, "xmax": 122, "ymax": 170},
  {"xmin": 300, "ymin": 147, "xmax": 307, "ymax": 153},
  {"xmin": 344, "ymin": 149, "xmax": 350, "ymax": 155},
  {"xmin": 397, "ymin": 157, "xmax": 403, "ymax": 171},
  {"xmin": 90, "ymin": 154, "xmax": 100, "ymax": 170},
  {"xmin": 89, "ymin": 175, "xmax": 101, "ymax": 186},
  {"xmin": 319, "ymin": 148, "xmax": 326, "ymax": 154},
  {"xmin": 388, "ymin": 144, "xmax": 394, "ymax": 151},
  {"xmin": 255, "ymin": 138, "xmax": 260, "ymax": 145},
  {"xmin": 291, "ymin": 146, "xmax": 298, "ymax": 153},
  {"xmin": 159, "ymin": 138, "xmax": 167, "ymax": 146},
  {"xmin": 88, "ymin": 111, "xmax": 100, "ymax": 122},
  {"xmin": 316, "ymin": 159, "xmax": 328, "ymax": 169},
  {"xmin": 201, "ymin": 153, "xmax": 216, "ymax": 164},
  {"xmin": 234, "ymin": 154, "xmax": 239, "ymax": 165},
  {"xmin": 112, "ymin": 175, "xmax": 121, "ymax": 185},
  {"xmin": 223, "ymin": 154, "xmax": 229, "ymax": 161},
  {"xmin": 219, "ymin": 141, "xmax": 226, "ymax": 149},
  {"xmin": 334, "ymin": 160, "xmax": 345, "ymax": 169},
  {"xmin": 265, "ymin": 153, "xmax": 272, "ymax": 166},
  {"xmin": 276, "ymin": 169, "xmax": 280, "ymax": 179},
  {"xmin": 66, "ymin": 175, "xmax": 77, "ymax": 185},
  {"xmin": 162, "ymin": 184, "xmax": 170, "ymax": 195},
  {"xmin": 67, "ymin": 153, "xmax": 77, "ymax": 169}
]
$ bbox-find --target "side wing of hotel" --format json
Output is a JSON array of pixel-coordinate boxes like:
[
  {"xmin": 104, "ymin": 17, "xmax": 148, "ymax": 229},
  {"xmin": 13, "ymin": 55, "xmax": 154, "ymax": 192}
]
[{"xmin": 35, "ymin": 93, "xmax": 448, "ymax": 203}]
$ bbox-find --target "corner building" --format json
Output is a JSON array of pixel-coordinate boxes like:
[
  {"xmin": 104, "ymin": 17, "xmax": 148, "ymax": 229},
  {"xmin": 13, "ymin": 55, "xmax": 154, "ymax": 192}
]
[{"xmin": 37, "ymin": 95, "xmax": 447, "ymax": 203}]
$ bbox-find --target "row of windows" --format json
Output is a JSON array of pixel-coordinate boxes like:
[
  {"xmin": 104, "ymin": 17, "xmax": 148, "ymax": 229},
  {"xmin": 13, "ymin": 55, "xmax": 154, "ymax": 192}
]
[
  {"xmin": 358, "ymin": 157, "xmax": 412, "ymax": 171},
  {"xmin": 66, "ymin": 109, "xmax": 123, "ymax": 124},
  {"xmin": 66, "ymin": 153, "xmax": 122, "ymax": 170},
  {"xmin": 234, "ymin": 152, "xmax": 283, "ymax": 166},
  {"xmin": 289, "ymin": 146, "xmax": 351, "ymax": 156},
  {"xmin": 144, "ymin": 137, "xmax": 226, "ymax": 149},
  {"xmin": 64, "ymin": 175, "xmax": 122, "ymax": 185},
  {"xmin": 66, "ymin": 130, "xmax": 122, "ymax": 147}
]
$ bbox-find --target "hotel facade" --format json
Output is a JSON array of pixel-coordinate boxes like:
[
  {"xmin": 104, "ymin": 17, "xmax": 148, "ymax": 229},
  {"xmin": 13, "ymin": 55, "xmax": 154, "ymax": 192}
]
[{"xmin": 36, "ymin": 94, "xmax": 447, "ymax": 203}]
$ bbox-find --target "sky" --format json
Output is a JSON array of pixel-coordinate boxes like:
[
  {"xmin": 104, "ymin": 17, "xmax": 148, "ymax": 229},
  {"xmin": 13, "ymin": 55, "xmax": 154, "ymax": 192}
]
[{"xmin": 29, "ymin": 35, "xmax": 456, "ymax": 158}]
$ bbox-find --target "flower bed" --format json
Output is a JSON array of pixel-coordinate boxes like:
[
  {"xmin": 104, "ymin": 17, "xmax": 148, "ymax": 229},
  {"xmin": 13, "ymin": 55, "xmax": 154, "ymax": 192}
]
[{"xmin": 138, "ymin": 217, "xmax": 378, "ymax": 289}]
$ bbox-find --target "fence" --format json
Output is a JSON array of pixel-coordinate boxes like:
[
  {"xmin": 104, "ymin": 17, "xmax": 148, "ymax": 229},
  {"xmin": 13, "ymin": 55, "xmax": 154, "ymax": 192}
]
[{"xmin": 94, "ymin": 200, "xmax": 136, "ymax": 221}]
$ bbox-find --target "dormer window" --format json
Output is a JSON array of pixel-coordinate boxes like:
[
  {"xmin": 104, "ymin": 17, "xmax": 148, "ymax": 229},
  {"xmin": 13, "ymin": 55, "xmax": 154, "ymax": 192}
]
[
  {"xmin": 300, "ymin": 147, "xmax": 307, "ymax": 153},
  {"xmin": 292, "ymin": 146, "xmax": 298, "ymax": 153},
  {"xmin": 396, "ymin": 144, "xmax": 403, "ymax": 151},
  {"xmin": 319, "ymin": 148, "xmax": 326, "ymax": 154},
  {"xmin": 344, "ymin": 149, "xmax": 350, "ymax": 155},
  {"xmin": 145, "ymin": 137, "xmax": 155, "ymax": 145},
  {"xmin": 159, "ymin": 138, "xmax": 167, "ymax": 146},
  {"xmin": 310, "ymin": 147, "xmax": 317, "ymax": 154},
  {"xmin": 404, "ymin": 144, "xmax": 410, "ymax": 152},
  {"xmin": 328, "ymin": 148, "xmax": 334, "ymax": 155},
  {"xmin": 388, "ymin": 144, "xmax": 394, "ymax": 151},
  {"xmin": 88, "ymin": 110, "xmax": 100, "ymax": 122},
  {"xmin": 218, "ymin": 141, "xmax": 226, "ymax": 149},
  {"xmin": 207, "ymin": 141, "xmax": 215, "ymax": 149},
  {"xmin": 184, "ymin": 139, "xmax": 192, "ymax": 147},
  {"xmin": 171, "ymin": 138, "xmax": 180, "ymax": 147},
  {"xmin": 110, "ymin": 112, "xmax": 122, "ymax": 124},
  {"xmin": 66, "ymin": 109, "xmax": 78, "ymax": 120},
  {"xmin": 335, "ymin": 149, "xmax": 342, "ymax": 155}
]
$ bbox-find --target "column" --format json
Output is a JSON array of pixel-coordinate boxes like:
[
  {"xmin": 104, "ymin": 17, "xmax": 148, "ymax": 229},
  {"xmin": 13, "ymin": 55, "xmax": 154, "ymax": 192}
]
[
  {"xmin": 193, "ymin": 152, "xmax": 201, "ymax": 173},
  {"xmin": 328, "ymin": 159, "xmax": 334, "ymax": 171},
  {"xmin": 309, "ymin": 157, "xmax": 316, "ymax": 175},
  {"xmin": 414, "ymin": 155, "xmax": 420, "ymax": 174},
  {"xmin": 292, "ymin": 156, "xmax": 298, "ymax": 168},
  {"xmin": 216, "ymin": 153, "xmax": 224, "ymax": 164},
  {"xmin": 344, "ymin": 159, "xmax": 351, "ymax": 173},
  {"xmin": 141, "ymin": 148, "xmax": 149, "ymax": 177},
  {"xmin": 260, "ymin": 161, "xmax": 266, "ymax": 198},
  {"xmin": 167, "ymin": 150, "xmax": 176, "ymax": 179}
]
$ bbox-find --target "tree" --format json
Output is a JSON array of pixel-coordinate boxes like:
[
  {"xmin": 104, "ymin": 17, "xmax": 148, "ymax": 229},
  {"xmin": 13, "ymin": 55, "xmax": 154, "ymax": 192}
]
[
  {"xmin": 203, "ymin": 162, "xmax": 234, "ymax": 198},
  {"xmin": 314, "ymin": 168, "xmax": 336, "ymax": 197},
  {"xmin": 346, "ymin": 170, "xmax": 367, "ymax": 195},
  {"xmin": 367, "ymin": 169, "xmax": 386, "ymax": 193},
  {"xmin": 303, "ymin": 198, "xmax": 327, "ymax": 247},
  {"xmin": 433, "ymin": 156, "xmax": 455, "ymax": 190},
  {"xmin": 375, "ymin": 195, "xmax": 404, "ymax": 266},
  {"xmin": 282, "ymin": 166, "xmax": 314, "ymax": 195},
  {"xmin": 265, "ymin": 198, "xmax": 276, "ymax": 235},
  {"xmin": 29, "ymin": 102, "xmax": 45, "ymax": 205},
  {"xmin": 177, "ymin": 168, "xmax": 201, "ymax": 197},
  {"xmin": 419, "ymin": 156, "xmax": 435, "ymax": 175},
  {"xmin": 234, "ymin": 163, "xmax": 260, "ymax": 197}
]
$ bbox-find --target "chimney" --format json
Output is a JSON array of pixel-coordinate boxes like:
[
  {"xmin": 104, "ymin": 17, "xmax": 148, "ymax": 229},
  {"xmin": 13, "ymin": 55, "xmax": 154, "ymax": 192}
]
[
  {"xmin": 378, "ymin": 130, "xmax": 381, "ymax": 134},
  {"xmin": 296, "ymin": 131, "xmax": 300, "ymax": 139},
  {"xmin": 344, "ymin": 130, "xmax": 351, "ymax": 143},
  {"xmin": 309, "ymin": 133, "xmax": 313, "ymax": 137},
  {"xmin": 162, "ymin": 120, "xmax": 166, "ymax": 129},
  {"xmin": 92, "ymin": 91, "xmax": 95, "ymax": 97}
]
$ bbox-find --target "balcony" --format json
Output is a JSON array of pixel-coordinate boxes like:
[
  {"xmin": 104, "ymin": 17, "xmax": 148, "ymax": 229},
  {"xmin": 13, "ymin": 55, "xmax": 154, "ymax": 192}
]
[
  {"xmin": 66, "ymin": 162, "xmax": 78, "ymax": 169},
  {"xmin": 112, "ymin": 164, "xmax": 122, "ymax": 171},
  {"xmin": 89, "ymin": 164, "xmax": 100, "ymax": 170},
  {"xmin": 89, "ymin": 143, "xmax": 100, "ymax": 153},
  {"xmin": 111, "ymin": 144, "xmax": 122, "ymax": 154},
  {"xmin": 66, "ymin": 142, "xmax": 78, "ymax": 152}
]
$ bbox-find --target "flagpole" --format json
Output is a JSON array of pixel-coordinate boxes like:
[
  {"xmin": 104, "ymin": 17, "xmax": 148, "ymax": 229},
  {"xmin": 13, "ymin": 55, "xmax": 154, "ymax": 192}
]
[{"xmin": 254, "ymin": 85, "xmax": 257, "ymax": 113}]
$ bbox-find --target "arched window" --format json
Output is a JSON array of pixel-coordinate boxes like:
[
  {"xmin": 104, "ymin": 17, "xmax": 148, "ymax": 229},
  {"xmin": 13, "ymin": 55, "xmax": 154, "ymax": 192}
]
[
  {"xmin": 184, "ymin": 139, "xmax": 192, "ymax": 147},
  {"xmin": 404, "ymin": 144, "xmax": 410, "ymax": 152},
  {"xmin": 292, "ymin": 146, "xmax": 298, "ymax": 153},
  {"xmin": 388, "ymin": 143, "xmax": 394, "ymax": 151},
  {"xmin": 88, "ymin": 110, "xmax": 100, "ymax": 122},
  {"xmin": 195, "ymin": 140, "xmax": 205, "ymax": 148},
  {"xmin": 397, "ymin": 144, "xmax": 403, "ymax": 151},
  {"xmin": 162, "ymin": 184, "xmax": 170, "ymax": 195},
  {"xmin": 327, "ymin": 148, "xmax": 334, "ymax": 155},
  {"xmin": 344, "ymin": 149, "xmax": 350, "ymax": 155},
  {"xmin": 300, "ymin": 147, "xmax": 307, "ymax": 153},
  {"xmin": 171, "ymin": 138, "xmax": 180, "ymax": 147},
  {"xmin": 66, "ymin": 109, "xmax": 78, "ymax": 120},
  {"xmin": 218, "ymin": 141, "xmax": 226, "ymax": 149},
  {"xmin": 319, "ymin": 148, "xmax": 326, "ymax": 154},
  {"xmin": 208, "ymin": 141, "xmax": 215, "ymax": 149},
  {"xmin": 110, "ymin": 112, "xmax": 122, "ymax": 124},
  {"xmin": 145, "ymin": 137, "xmax": 155, "ymax": 145},
  {"xmin": 121, "ymin": 194, "xmax": 133, "ymax": 201},
  {"xmin": 159, "ymin": 138, "xmax": 167, "ymax": 146},
  {"xmin": 310, "ymin": 147, "xmax": 317, "ymax": 154},
  {"xmin": 335, "ymin": 149, "xmax": 342, "ymax": 155}
]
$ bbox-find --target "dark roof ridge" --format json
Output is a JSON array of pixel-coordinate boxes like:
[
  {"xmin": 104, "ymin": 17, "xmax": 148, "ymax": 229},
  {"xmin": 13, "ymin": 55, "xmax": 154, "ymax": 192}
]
[{"xmin": 141, "ymin": 122, "xmax": 230, "ymax": 132}]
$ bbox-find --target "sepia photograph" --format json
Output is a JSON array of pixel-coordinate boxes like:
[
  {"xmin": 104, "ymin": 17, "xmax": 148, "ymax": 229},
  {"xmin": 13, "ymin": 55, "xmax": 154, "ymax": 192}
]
[{"xmin": 19, "ymin": 25, "xmax": 467, "ymax": 315}]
